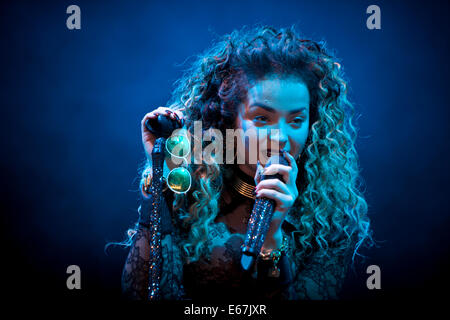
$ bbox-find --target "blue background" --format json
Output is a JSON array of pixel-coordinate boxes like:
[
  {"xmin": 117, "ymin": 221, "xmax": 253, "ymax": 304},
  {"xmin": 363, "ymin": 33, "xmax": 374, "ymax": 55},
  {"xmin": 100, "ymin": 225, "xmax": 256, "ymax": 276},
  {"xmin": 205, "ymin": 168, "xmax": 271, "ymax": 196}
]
[{"xmin": 1, "ymin": 0, "xmax": 449, "ymax": 302}]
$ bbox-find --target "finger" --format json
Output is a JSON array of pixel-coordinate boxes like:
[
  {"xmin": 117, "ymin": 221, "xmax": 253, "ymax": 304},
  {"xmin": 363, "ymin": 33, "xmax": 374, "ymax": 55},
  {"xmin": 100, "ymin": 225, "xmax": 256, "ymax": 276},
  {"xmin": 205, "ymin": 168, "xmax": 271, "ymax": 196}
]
[
  {"xmin": 151, "ymin": 107, "xmax": 178, "ymax": 122},
  {"xmin": 162, "ymin": 108, "xmax": 176, "ymax": 119},
  {"xmin": 154, "ymin": 106, "xmax": 167, "ymax": 115},
  {"xmin": 164, "ymin": 108, "xmax": 184, "ymax": 123},
  {"xmin": 157, "ymin": 106, "xmax": 169, "ymax": 112},
  {"xmin": 167, "ymin": 110, "xmax": 177, "ymax": 120},
  {"xmin": 255, "ymin": 188, "xmax": 292, "ymax": 210},
  {"xmin": 173, "ymin": 111, "xmax": 185, "ymax": 125},
  {"xmin": 173, "ymin": 110, "xmax": 184, "ymax": 119},
  {"xmin": 142, "ymin": 108, "xmax": 163, "ymax": 125},
  {"xmin": 142, "ymin": 111, "xmax": 155, "ymax": 121},
  {"xmin": 256, "ymin": 178, "xmax": 290, "ymax": 195},
  {"xmin": 282, "ymin": 150, "xmax": 298, "ymax": 174},
  {"xmin": 263, "ymin": 164, "xmax": 292, "ymax": 184},
  {"xmin": 153, "ymin": 107, "xmax": 171, "ymax": 117},
  {"xmin": 141, "ymin": 112, "xmax": 155, "ymax": 129},
  {"xmin": 141, "ymin": 109, "xmax": 166, "ymax": 134},
  {"xmin": 174, "ymin": 110, "xmax": 185, "ymax": 121}
]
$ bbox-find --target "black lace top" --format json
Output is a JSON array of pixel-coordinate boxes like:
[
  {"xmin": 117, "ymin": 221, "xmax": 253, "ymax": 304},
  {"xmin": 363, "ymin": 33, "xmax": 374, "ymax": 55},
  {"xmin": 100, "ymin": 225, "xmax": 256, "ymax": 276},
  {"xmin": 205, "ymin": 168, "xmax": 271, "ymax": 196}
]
[{"xmin": 153, "ymin": 171, "xmax": 354, "ymax": 300}]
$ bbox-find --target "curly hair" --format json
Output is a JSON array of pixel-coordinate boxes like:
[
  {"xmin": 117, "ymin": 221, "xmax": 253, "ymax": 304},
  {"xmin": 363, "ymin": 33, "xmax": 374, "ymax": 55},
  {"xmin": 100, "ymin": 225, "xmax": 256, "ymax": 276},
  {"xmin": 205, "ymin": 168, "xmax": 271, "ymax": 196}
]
[{"xmin": 134, "ymin": 25, "xmax": 373, "ymax": 263}]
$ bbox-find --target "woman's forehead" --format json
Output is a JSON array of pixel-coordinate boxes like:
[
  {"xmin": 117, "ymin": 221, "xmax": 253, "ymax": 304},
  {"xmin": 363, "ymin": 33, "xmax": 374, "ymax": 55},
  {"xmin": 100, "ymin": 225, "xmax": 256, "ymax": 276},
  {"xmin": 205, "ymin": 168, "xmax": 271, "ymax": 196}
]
[{"xmin": 245, "ymin": 76, "xmax": 310, "ymax": 113}]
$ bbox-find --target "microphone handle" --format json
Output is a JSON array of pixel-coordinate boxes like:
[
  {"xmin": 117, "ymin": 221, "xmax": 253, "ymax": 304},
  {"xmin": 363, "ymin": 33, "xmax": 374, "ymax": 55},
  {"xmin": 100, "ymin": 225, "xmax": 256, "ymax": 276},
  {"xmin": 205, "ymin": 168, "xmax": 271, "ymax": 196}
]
[
  {"xmin": 241, "ymin": 172, "xmax": 284, "ymax": 272},
  {"xmin": 243, "ymin": 197, "xmax": 276, "ymax": 250},
  {"xmin": 147, "ymin": 137, "xmax": 165, "ymax": 300},
  {"xmin": 241, "ymin": 154, "xmax": 288, "ymax": 272}
]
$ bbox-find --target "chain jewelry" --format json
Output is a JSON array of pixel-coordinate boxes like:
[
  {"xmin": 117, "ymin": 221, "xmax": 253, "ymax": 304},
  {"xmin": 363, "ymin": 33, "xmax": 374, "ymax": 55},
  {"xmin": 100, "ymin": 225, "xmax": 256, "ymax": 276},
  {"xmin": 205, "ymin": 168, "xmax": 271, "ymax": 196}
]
[
  {"xmin": 143, "ymin": 171, "xmax": 152, "ymax": 194},
  {"xmin": 259, "ymin": 235, "xmax": 289, "ymax": 278}
]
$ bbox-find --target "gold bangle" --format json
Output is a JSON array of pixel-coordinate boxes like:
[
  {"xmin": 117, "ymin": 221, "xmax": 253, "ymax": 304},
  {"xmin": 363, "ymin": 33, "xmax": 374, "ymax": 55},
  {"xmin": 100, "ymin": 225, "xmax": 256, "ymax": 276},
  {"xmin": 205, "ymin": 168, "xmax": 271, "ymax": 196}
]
[
  {"xmin": 142, "ymin": 172, "xmax": 152, "ymax": 194},
  {"xmin": 259, "ymin": 235, "xmax": 289, "ymax": 260},
  {"xmin": 142, "ymin": 171, "xmax": 169, "ymax": 194},
  {"xmin": 259, "ymin": 235, "xmax": 289, "ymax": 278}
]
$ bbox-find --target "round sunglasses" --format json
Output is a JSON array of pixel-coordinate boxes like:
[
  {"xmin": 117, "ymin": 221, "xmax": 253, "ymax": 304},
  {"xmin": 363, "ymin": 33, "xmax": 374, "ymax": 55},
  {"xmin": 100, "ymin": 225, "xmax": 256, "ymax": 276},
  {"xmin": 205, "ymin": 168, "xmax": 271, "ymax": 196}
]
[{"xmin": 164, "ymin": 133, "xmax": 192, "ymax": 194}]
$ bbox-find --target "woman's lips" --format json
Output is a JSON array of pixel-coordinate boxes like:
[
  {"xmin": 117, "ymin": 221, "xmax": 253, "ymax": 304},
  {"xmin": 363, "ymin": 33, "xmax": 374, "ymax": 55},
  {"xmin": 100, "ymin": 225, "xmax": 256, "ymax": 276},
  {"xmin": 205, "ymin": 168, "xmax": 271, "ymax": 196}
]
[{"xmin": 265, "ymin": 149, "xmax": 287, "ymax": 157}]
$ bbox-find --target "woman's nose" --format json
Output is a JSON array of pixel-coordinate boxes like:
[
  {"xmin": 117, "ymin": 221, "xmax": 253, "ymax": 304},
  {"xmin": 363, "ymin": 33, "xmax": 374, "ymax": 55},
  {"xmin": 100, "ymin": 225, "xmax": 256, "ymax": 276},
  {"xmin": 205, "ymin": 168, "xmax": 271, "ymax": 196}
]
[{"xmin": 268, "ymin": 121, "xmax": 289, "ymax": 151}]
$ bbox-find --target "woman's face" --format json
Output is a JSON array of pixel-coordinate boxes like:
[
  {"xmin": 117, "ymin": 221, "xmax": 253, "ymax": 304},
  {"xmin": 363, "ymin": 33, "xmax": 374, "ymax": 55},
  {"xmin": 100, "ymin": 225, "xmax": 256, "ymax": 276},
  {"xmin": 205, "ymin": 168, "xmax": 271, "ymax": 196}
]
[{"xmin": 235, "ymin": 74, "xmax": 310, "ymax": 174}]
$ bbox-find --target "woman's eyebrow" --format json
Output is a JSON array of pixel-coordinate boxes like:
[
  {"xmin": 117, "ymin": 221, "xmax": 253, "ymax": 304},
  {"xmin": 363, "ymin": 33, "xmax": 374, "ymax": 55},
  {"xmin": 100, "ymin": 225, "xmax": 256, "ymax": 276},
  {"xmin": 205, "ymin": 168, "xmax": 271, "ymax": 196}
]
[{"xmin": 250, "ymin": 103, "xmax": 306, "ymax": 114}]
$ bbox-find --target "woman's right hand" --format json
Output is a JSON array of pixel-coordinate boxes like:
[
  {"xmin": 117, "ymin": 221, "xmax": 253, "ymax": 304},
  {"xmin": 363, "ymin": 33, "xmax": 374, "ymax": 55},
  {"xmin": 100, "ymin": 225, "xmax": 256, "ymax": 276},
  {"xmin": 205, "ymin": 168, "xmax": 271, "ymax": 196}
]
[{"xmin": 141, "ymin": 106, "xmax": 184, "ymax": 162}]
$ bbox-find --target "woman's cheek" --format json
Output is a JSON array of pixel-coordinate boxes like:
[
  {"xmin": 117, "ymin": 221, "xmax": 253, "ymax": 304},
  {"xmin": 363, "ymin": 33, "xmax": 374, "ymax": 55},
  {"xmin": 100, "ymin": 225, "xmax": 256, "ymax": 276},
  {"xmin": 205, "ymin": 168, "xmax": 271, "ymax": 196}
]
[
  {"xmin": 256, "ymin": 128, "xmax": 271, "ymax": 164},
  {"xmin": 296, "ymin": 127, "xmax": 309, "ymax": 156}
]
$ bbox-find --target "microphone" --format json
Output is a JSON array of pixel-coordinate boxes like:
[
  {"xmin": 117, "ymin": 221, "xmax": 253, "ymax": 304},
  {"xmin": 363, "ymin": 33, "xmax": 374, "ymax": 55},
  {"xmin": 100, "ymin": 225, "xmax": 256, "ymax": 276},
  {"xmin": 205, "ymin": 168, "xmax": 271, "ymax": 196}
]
[
  {"xmin": 145, "ymin": 112, "xmax": 182, "ymax": 300},
  {"xmin": 240, "ymin": 153, "xmax": 289, "ymax": 272}
]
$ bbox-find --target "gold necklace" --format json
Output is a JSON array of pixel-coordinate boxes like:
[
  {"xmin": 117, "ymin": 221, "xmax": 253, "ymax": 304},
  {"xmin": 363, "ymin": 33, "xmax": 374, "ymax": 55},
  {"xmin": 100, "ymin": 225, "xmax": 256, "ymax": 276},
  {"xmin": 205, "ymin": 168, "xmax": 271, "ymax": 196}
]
[{"xmin": 231, "ymin": 175, "xmax": 256, "ymax": 200}]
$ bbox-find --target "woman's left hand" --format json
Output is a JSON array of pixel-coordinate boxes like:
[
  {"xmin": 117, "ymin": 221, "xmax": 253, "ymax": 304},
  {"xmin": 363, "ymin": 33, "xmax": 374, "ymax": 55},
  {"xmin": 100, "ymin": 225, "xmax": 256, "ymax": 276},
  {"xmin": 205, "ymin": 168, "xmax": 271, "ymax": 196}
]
[{"xmin": 254, "ymin": 150, "xmax": 299, "ymax": 249}]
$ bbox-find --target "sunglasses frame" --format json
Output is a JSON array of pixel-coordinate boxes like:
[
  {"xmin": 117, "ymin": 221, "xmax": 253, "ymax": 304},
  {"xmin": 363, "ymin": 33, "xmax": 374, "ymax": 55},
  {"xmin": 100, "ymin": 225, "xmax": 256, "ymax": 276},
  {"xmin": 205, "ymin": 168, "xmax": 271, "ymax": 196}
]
[{"xmin": 164, "ymin": 134, "xmax": 192, "ymax": 194}]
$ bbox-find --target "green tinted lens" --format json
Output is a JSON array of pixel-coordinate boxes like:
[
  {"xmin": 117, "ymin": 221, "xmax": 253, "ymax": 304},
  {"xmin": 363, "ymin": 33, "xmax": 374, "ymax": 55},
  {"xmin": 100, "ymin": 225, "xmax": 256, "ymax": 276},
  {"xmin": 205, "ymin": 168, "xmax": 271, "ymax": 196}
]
[
  {"xmin": 166, "ymin": 135, "xmax": 190, "ymax": 158},
  {"xmin": 167, "ymin": 167, "xmax": 191, "ymax": 193}
]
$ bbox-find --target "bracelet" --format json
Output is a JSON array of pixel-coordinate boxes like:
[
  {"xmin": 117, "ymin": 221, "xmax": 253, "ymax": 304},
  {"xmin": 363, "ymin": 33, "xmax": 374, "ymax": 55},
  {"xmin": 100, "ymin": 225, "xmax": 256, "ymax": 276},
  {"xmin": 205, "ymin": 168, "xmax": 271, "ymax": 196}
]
[
  {"xmin": 259, "ymin": 235, "xmax": 289, "ymax": 278},
  {"xmin": 138, "ymin": 172, "xmax": 172, "ymax": 232},
  {"xmin": 142, "ymin": 171, "xmax": 152, "ymax": 194},
  {"xmin": 142, "ymin": 170, "xmax": 169, "ymax": 195}
]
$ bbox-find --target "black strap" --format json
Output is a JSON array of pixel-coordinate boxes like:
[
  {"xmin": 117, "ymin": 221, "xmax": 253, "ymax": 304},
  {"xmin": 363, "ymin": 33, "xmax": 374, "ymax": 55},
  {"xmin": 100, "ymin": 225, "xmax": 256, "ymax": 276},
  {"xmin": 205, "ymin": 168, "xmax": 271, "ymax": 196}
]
[{"xmin": 139, "ymin": 185, "xmax": 174, "ymax": 235}]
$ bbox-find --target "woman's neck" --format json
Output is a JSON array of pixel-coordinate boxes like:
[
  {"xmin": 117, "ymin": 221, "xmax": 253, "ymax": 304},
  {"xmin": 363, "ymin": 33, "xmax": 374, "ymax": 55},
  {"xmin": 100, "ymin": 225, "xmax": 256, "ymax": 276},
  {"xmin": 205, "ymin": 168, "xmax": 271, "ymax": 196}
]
[
  {"xmin": 217, "ymin": 188, "xmax": 254, "ymax": 234},
  {"xmin": 237, "ymin": 164, "xmax": 257, "ymax": 182},
  {"xmin": 216, "ymin": 164, "xmax": 257, "ymax": 234}
]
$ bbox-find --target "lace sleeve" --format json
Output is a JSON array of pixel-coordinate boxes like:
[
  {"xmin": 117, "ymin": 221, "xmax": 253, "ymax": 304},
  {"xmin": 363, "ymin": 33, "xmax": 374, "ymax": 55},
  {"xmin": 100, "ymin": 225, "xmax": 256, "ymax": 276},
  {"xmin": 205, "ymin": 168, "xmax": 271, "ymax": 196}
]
[
  {"xmin": 121, "ymin": 227, "xmax": 150, "ymax": 300},
  {"xmin": 160, "ymin": 233, "xmax": 186, "ymax": 300},
  {"xmin": 122, "ymin": 183, "xmax": 186, "ymax": 300},
  {"xmin": 285, "ymin": 235, "xmax": 354, "ymax": 300}
]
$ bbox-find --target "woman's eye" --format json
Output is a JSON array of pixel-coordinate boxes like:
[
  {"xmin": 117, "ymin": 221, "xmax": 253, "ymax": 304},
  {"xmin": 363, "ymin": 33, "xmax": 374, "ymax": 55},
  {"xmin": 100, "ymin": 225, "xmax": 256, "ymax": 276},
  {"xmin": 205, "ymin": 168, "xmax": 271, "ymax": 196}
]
[
  {"xmin": 254, "ymin": 115, "xmax": 269, "ymax": 123},
  {"xmin": 291, "ymin": 117, "xmax": 305, "ymax": 125}
]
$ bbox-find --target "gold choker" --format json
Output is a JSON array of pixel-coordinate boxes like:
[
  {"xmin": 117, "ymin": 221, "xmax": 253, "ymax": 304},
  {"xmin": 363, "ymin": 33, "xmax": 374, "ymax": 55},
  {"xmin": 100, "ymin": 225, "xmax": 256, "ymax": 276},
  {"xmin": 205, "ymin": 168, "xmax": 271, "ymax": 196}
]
[{"xmin": 232, "ymin": 175, "xmax": 256, "ymax": 200}]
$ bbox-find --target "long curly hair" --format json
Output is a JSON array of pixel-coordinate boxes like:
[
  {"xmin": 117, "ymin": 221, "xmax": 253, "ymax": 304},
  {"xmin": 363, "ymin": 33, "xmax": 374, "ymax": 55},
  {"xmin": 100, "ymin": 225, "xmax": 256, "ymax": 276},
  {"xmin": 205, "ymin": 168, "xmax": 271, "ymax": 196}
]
[{"xmin": 136, "ymin": 25, "xmax": 373, "ymax": 263}]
